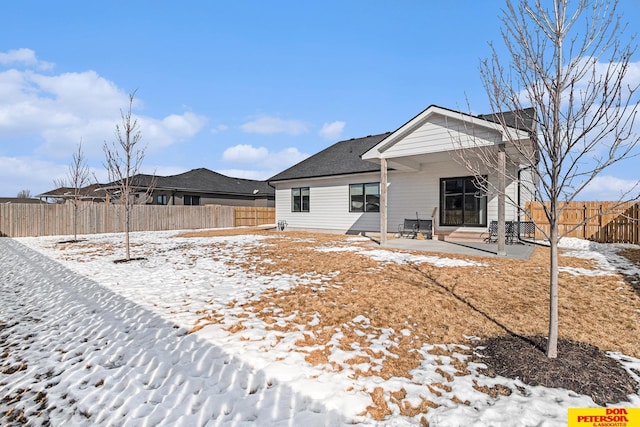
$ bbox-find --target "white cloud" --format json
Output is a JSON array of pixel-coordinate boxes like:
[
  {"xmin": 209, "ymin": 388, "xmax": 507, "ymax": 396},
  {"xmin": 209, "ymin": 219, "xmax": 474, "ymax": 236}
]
[
  {"xmin": 0, "ymin": 48, "xmax": 54, "ymax": 70},
  {"xmin": 139, "ymin": 112, "xmax": 208, "ymax": 150},
  {"xmin": 0, "ymin": 57, "xmax": 207, "ymax": 159},
  {"xmin": 319, "ymin": 120, "xmax": 346, "ymax": 140},
  {"xmin": 217, "ymin": 169, "xmax": 271, "ymax": 180},
  {"xmin": 240, "ymin": 115, "xmax": 308, "ymax": 136},
  {"xmin": 0, "ymin": 156, "xmax": 67, "ymax": 196},
  {"xmin": 210, "ymin": 124, "xmax": 229, "ymax": 134},
  {"xmin": 578, "ymin": 175, "xmax": 640, "ymax": 201},
  {"xmin": 222, "ymin": 144, "xmax": 269, "ymax": 164},
  {"xmin": 268, "ymin": 147, "xmax": 309, "ymax": 170},
  {"xmin": 220, "ymin": 145, "xmax": 309, "ymax": 180}
]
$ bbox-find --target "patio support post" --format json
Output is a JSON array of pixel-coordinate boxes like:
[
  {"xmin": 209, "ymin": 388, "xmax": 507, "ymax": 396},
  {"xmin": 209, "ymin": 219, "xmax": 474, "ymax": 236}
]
[
  {"xmin": 497, "ymin": 143, "xmax": 506, "ymax": 256},
  {"xmin": 380, "ymin": 158, "xmax": 388, "ymax": 245}
]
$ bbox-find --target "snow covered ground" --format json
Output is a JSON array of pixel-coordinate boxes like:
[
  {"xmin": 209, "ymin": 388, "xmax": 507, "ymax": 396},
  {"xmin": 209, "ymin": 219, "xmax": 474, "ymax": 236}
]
[{"xmin": 2, "ymin": 231, "xmax": 639, "ymax": 426}]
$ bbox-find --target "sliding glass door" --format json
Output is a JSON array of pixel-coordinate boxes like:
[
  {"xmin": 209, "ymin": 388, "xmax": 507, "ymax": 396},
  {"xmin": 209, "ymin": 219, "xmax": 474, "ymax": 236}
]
[{"xmin": 440, "ymin": 176, "xmax": 487, "ymax": 227}]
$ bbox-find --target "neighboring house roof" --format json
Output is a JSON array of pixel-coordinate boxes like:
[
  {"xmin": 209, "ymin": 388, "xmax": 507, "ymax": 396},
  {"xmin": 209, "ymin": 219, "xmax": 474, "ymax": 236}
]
[
  {"xmin": 104, "ymin": 168, "xmax": 274, "ymax": 198},
  {"xmin": 0, "ymin": 198, "xmax": 45, "ymax": 204},
  {"xmin": 37, "ymin": 184, "xmax": 108, "ymax": 200},
  {"xmin": 268, "ymin": 133, "xmax": 391, "ymax": 183},
  {"xmin": 155, "ymin": 168, "xmax": 274, "ymax": 198}
]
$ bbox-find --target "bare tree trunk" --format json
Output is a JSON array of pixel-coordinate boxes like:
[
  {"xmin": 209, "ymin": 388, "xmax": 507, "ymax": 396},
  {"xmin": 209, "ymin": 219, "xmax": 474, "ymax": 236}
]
[
  {"xmin": 467, "ymin": 0, "xmax": 639, "ymax": 359},
  {"xmin": 497, "ymin": 144, "xmax": 506, "ymax": 256},
  {"xmin": 103, "ymin": 92, "xmax": 148, "ymax": 262},
  {"xmin": 124, "ymin": 213, "xmax": 131, "ymax": 261},
  {"xmin": 547, "ymin": 218, "xmax": 559, "ymax": 358}
]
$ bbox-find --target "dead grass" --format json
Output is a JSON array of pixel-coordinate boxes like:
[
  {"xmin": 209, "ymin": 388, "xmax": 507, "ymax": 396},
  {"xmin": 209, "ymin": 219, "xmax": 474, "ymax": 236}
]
[
  {"xmin": 176, "ymin": 229, "xmax": 640, "ymax": 368},
  {"xmin": 175, "ymin": 230, "xmax": 640, "ymax": 415}
]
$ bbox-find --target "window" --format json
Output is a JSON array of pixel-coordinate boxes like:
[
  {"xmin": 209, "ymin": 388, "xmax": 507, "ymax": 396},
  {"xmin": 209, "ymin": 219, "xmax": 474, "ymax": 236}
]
[
  {"xmin": 291, "ymin": 187, "xmax": 309, "ymax": 212},
  {"xmin": 440, "ymin": 176, "xmax": 487, "ymax": 227},
  {"xmin": 156, "ymin": 194, "xmax": 168, "ymax": 205},
  {"xmin": 184, "ymin": 195, "xmax": 200, "ymax": 206},
  {"xmin": 349, "ymin": 183, "xmax": 380, "ymax": 212}
]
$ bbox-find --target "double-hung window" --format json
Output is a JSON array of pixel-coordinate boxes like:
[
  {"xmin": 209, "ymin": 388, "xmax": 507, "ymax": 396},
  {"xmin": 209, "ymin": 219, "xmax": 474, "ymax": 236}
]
[
  {"xmin": 440, "ymin": 176, "xmax": 487, "ymax": 226},
  {"xmin": 291, "ymin": 187, "xmax": 309, "ymax": 212},
  {"xmin": 184, "ymin": 195, "xmax": 200, "ymax": 206},
  {"xmin": 349, "ymin": 183, "xmax": 380, "ymax": 212}
]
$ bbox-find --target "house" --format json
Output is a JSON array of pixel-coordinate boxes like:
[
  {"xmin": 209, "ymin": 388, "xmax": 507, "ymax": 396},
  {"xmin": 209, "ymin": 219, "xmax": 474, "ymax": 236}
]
[
  {"xmin": 268, "ymin": 105, "xmax": 536, "ymax": 240},
  {"xmin": 145, "ymin": 168, "xmax": 274, "ymax": 207},
  {"xmin": 0, "ymin": 197, "xmax": 46, "ymax": 204},
  {"xmin": 38, "ymin": 168, "xmax": 275, "ymax": 207},
  {"xmin": 37, "ymin": 184, "xmax": 109, "ymax": 204}
]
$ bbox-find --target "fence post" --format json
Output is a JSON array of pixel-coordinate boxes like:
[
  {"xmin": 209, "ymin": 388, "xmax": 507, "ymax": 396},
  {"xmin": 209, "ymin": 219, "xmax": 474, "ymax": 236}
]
[{"xmin": 598, "ymin": 204, "xmax": 603, "ymax": 243}]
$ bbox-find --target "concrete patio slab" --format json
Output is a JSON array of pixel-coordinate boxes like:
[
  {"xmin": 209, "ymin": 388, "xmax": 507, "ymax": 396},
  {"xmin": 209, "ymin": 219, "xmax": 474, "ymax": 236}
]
[{"xmin": 374, "ymin": 238, "xmax": 538, "ymax": 259}]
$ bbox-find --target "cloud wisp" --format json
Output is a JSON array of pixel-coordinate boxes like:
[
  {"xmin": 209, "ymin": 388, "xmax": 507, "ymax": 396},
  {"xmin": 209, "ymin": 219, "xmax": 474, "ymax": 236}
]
[
  {"xmin": 0, "ymin": 48, "xmax": 54, "ymax": 70},
  {"xmin": 221, "ymin": 144, "xmax": 309, "ymax": 180},
  {"xmin": 0, "ymin": 52, "xmax": 208, "ymax": 159},
  {"xmin": 319, "ymin": 121, "xmax": 346, "ymax": 140},
  {"xmin": 240, "ymin": 115, "xmax": 309, "ymax": 136}
]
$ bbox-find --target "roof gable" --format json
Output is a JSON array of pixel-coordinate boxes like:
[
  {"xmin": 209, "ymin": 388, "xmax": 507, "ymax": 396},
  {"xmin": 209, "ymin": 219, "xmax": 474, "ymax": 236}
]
[
  {"xmin": 268, "ymin": 133, "xmax": 390, "ymax": 183},
  {"xmin": 156, "ymin": 168, "xmax": 274, "ymax": 197},
  {"xmin": 362, "ymin": 105, "xmax": 531, "ymax": 160}
]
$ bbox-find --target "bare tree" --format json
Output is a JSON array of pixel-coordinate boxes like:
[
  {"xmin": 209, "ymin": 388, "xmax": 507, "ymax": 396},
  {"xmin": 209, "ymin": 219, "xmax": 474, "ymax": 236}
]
[
  {"xmin": 461, "ymin": 0, "xmax": 639, "ymax": 358},
  {"xmin": 67, "ymin": 141, "xmax": 92, "ymax": 241},
  {"xmin": 103, "ymin": 92, "xmax": 154, "ymax": 261},
  {"xmin": 16, "ymin": 189, "xmax": 32, "ymax": 199}
]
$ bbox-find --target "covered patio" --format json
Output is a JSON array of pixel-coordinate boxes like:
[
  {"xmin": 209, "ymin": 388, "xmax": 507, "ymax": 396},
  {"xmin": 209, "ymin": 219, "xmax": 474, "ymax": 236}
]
[{"xmin": 370, "ymin": 236, "xmax": 537, "ymax": 259}]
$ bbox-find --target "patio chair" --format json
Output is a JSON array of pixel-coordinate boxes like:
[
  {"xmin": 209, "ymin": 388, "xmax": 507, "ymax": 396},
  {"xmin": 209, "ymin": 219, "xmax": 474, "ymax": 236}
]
[
  {"xmin": 485, "ymin": 220, "xmax": 498, "ymax": 243},
  {"xmin": 398, "ymin": 219, "xmax": 419, "ymax": 239},
  {"xmin": 417, "ymin": 219, "xmax": 433, "ymax": 239},
  {"xmin": 518, "ymin": 221, "xmax": 536, "ymax": 239}
]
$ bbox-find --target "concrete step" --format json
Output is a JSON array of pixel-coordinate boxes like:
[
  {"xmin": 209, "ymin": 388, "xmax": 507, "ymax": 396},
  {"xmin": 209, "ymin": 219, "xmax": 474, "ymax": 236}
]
[{"xmin": 441, "ymin": 230, "xmax": 488, "ymax": 243}]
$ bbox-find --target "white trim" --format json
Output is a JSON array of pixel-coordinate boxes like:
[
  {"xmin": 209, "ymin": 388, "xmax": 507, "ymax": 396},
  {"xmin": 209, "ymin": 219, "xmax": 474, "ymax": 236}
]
[{"xmin": 362, "ymin": 105, "xmax": 529, "ymax": 160}]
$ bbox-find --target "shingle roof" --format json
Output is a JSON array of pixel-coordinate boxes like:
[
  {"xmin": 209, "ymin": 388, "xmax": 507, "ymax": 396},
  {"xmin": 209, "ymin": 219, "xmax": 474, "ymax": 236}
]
[
  {"xmin": 268, "ymin": 133, "xmax": 390, "ymax": 183},
  {"xmin": 477, "ymin": 107, "xmax": 536, "ymax": 133},
  {"xmin": 152, "ymin": 168, "xmax": 274, "ymax": 197},
  {"xmin": 0, "ymin": 198, "xmax": 45, "ymax": 204},
  {"xmin": 37, "ymin": 184, "xmax": 108, "ymax": 200}
]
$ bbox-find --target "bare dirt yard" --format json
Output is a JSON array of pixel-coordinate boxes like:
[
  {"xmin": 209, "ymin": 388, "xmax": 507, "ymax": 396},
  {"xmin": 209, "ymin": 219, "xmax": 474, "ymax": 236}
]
[{"xmin": 177, "ymin": 228, "xmax": 640, "ymax": 418}]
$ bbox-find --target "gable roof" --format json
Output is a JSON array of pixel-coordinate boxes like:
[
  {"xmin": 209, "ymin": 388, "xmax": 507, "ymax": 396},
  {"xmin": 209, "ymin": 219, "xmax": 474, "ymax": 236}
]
[
  {"xmin": 477, "ymin": 107, "xmax": 536, "ymax": 133},
  {"xmin": 362, "ymin": 105, "xmax": 532, "ymax": 159},
  {"xmin": 154, "ymin": 168, "xmax": 273, "ymax": 197},
  {"xmin": 37, "ymin": 184, "xmax": 108, "ymax": 200},
  {"xmin": 268, "ymin": 133, "xmax": 390, "ymax": 183},
  {"xmin": 0, "ymin": 197, "xmax": 45, "ymax": 204},
  {"xmin": 43, "ymin": 169, "xmax": 274, "ymax": 200}
]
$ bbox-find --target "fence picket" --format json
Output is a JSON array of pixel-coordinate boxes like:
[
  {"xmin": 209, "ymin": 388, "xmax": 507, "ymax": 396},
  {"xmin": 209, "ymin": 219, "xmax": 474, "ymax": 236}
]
[
  {"xmin": 526, "ymin": 201, "xmax": 640, "ymax": 244},
  {"xmin": 0, "ymin": 204, "xmax": 274, "ymax": 238}
]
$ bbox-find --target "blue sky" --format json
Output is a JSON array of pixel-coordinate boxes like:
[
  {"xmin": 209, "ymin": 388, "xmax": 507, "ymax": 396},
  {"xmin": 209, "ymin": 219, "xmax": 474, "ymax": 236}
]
[{"xmin": 1, "ymin": 1, "xmax": 639, "ymax": 199}]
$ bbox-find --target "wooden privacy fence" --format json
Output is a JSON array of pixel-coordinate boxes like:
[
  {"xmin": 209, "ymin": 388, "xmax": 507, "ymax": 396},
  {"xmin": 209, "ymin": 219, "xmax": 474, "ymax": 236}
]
[
  {"xmin": 0, "ymin": 204, "xmax": 274, "ymax": 238},
  {"xmin": 234, "ymin": 206, "xmax": 276, "ymax": 227},
  {"xmin": 526, "ymin": 201, "xmax": 640, "ymax": 244}
]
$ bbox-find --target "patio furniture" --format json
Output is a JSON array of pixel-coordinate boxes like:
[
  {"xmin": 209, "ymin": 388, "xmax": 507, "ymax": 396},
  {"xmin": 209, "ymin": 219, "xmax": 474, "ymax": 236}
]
[
  {"xmin": 417, "ymin": 219, "xmax": 433, "ymax": 239},
  {"xmin": 485, "ymin": 220, "xmax": 498, "ymax": 243},
  {"xmin": 398, "ymin": 219, "xmax": 419, "ymax": 239},
  {"xmin": 485, "ymin": 220, "xmax": 535, "ymax": 244},
  {"xmin": 398, "ymin": 218, "xmax": 433, "ymax": 239},
  {"xmin": 517, "ymin": 221, "xmax": 536, "ymax": 239}
]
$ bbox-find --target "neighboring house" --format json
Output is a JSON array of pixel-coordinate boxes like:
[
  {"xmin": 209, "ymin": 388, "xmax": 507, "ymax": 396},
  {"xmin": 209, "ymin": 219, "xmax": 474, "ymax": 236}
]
[
  {"xmin": 147, "ymin": 168, "xmax": 274, "ymax": 207},
  {"xmin": 269, "ymin": 105, "xmax": 536, "ymax": 239},
  {"xmin": 38, "ymin": 168, "xmax": 275, "ymax": 208},
  {"xmin": 37, "ymin": 184, "xmax": 108, "ymax": 204},
  {"xmin": 0, "ymin": 198, "xmax": 46, "ymax": 204}
]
